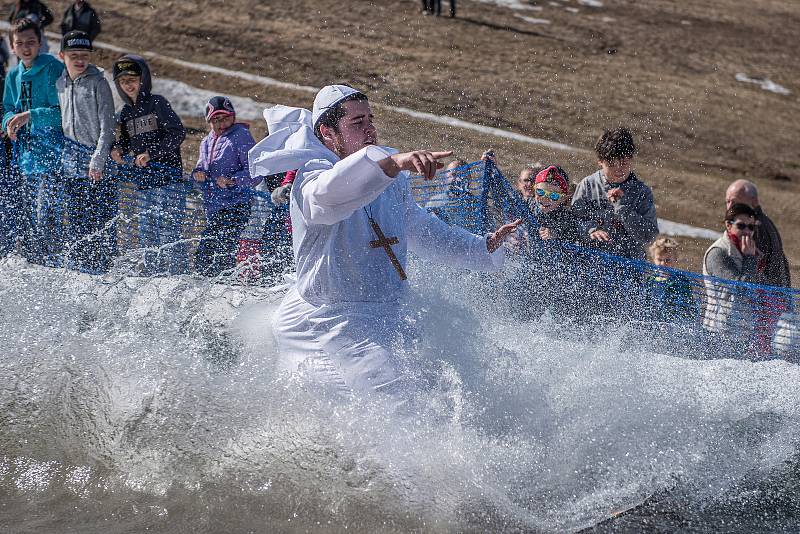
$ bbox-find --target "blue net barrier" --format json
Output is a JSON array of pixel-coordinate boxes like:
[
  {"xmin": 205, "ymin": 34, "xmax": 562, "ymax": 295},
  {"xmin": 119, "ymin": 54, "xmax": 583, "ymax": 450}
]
[
  {"xmin": 411, "ymin": 159, "xmax": 799, "ymax": 362},
  {"xmin": 1, "ymin": 132, "xmax": 797, "ymax": 360},
  {"xmin": 1, "ymin": 135, "xmax": 292, "ymax": 283}
]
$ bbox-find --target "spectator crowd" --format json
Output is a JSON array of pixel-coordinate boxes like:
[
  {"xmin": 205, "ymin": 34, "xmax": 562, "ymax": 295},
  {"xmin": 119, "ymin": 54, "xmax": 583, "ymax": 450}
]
[{"xmin": 0, "ymin": 4, "xmax": 794, "ymax": 359}]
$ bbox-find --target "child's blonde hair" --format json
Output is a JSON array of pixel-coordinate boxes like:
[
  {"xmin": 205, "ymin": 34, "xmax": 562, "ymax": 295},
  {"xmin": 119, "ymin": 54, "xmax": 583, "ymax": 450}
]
[{"xmin": 649, "ymin": 236, "xmax": 679, "ymax": 259}]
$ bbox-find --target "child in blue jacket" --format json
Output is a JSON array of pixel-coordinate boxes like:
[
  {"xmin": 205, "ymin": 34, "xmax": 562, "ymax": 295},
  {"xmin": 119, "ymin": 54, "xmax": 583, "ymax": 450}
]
[
  {"xmin": 191, "ymin": 96, "xmax": 262, "ymax": 276},
  {"xmin": 3, "ymin": 18, "xmax": 65, "ymax": 265}
]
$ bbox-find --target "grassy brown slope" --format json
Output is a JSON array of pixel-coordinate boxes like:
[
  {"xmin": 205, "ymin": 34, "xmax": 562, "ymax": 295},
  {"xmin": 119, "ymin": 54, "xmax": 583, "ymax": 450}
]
[{"xmin": 57, "ymin": 0, "xmax": 799, "ymax": 282}]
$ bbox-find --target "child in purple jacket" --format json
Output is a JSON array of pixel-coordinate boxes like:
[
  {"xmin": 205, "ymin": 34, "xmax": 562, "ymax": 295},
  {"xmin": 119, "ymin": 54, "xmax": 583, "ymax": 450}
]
[{"xmin": 191, "ymin": 96, "xmax": 262, "ymax": 276}]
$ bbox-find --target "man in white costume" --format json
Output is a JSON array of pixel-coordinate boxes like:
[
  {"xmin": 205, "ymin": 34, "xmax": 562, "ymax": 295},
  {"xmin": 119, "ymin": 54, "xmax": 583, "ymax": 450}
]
[{"xmin": 249, "ymin": 85, "xmax": 521, "ymax": 395}]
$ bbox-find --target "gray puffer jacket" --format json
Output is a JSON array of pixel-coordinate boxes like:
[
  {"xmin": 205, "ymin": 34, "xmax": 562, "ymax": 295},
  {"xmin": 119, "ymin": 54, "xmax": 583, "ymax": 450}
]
[
  {"xmin": 571, "ymin": 170, "xmax": 659, "ymax": 260},
  {"xmin": 56, "ymin": 64, "xmax": 116, "ymax": 172}
]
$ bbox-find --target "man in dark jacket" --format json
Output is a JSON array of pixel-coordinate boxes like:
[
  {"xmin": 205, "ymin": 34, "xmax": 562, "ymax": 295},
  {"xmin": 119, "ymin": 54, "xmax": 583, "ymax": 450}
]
[
  {"xmin": 725, "ymin": 179, "xmax": 791, "ymax": 288},
  {"xmin": 8, "ymin": 0, "xmax": 53, "ymax": 27},
  {"xmin": 59, "ymin": 0, "xmax": 100, "ymax": 41},
  {"xmin": 110, "ymin": 54, "xmax": 188, "ymax": 275}
]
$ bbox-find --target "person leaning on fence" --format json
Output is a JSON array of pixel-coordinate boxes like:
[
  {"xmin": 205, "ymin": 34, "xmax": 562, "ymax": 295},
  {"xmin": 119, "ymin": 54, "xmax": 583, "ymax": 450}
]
[
  {"xmin": 645, "ymin": 236, "xmax": 697, "ymax": 324},
  {"xmin": 725, "ymin": 179, "xmax": 791, "ymax": 289},
  {"xmin": 191, "ymin": 96, "xmax": 262, "ymax": 277},
  {"xmin": 572, "ymin": 127, "xmax": 659, "ymax": 261},
  {"xmin": 3, "ymin": 18, "xmax": 65, "ymax": 266},
  {"xmin": 59, "ymin": 0, "xmax": 101, "ymax": 42},
  {"xmin": 702, "ymin": 203, "xmax": 766, "ymax": 351},
  {"xmin": 110, "ymin": 54, "xmax": 188, "ymax": 276},
  {"xmin": 502, "ymin": 165, "xmax": 586, "ymax": 321},
  {"xmin": 56, "ymin": 31, "xmax": 116, "ymax": 273}
]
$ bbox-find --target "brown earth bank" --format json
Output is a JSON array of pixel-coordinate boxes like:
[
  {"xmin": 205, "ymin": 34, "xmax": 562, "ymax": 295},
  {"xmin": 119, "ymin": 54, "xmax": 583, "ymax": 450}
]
[{"xmin": 44, "ymin": 0, "xmax": 799, "ymax": 282}]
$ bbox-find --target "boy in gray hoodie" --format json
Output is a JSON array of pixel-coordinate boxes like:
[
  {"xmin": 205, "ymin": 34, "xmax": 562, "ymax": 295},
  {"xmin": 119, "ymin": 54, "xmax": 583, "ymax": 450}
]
[
  {"xmin": 56, "ymin": 30, "xmax": 116, "ymax": 272},
  {"xmin": 571, "ymin": 127, "xmax": 659, "ymax": 261}
]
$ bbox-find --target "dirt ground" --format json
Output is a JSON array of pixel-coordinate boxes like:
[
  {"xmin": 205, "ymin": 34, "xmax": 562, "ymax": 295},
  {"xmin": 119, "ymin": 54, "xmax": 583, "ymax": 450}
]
[{"xmin": 46, "ymin": 0, "xmax": 799, "ymax": 282}]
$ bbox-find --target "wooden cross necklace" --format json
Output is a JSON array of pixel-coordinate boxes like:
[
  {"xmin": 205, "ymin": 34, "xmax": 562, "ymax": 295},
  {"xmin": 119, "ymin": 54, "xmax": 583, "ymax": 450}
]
[{"xmin": 364, "ymin": 206, "xmax": 407, "ymax": 280}]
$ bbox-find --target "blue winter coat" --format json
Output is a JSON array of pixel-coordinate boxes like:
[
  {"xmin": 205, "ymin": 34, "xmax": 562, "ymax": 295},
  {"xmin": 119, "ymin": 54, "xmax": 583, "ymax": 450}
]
[
  {"xmin": 192, "ymin": 123, "xmax": 262, "ymax": 216},
  {"xmin": 2, "ymin": 53, "xmax": 64, "ymax": 175}
]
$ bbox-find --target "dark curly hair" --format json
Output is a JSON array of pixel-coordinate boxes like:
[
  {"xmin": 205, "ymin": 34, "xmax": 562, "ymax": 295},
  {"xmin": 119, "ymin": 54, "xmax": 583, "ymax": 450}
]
[{"xmin": 594, "ymin": 127, "xmax": 636, "ymax": 162}]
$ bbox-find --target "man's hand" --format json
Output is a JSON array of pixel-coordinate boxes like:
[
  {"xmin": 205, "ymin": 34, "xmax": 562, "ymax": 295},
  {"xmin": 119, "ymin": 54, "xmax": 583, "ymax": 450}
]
[
  {"xmin": 481, "ymin": 149, "xmax": 496, "ymax": 164},
  {"xmin": 111, "ymin": 148, "xmax": 124, "ymax": 164},
  {"xmin": 193, "ymin": 170, "xmax": 207, "ymax": 182},
  {"xmin": 607, "ymin": 188, "xmax": 625, "ymax": 202},
  {"xmin": 741, "ymin": 234, "xmax": 757, "ymax": 256},
  {"xmin": 88, "ymin": 168, "xmax": 103, "ymax": 183},
  {"xmin": 134, "ymin": 152, "xmax": 150, "ymax": 168},
  {"xmin": 379, "ymin": 150, "xmax": 453, "ymax": 180},
  {"xmin": 539, "ymin": 227, "xmax": 553, "ymax": 240},
  {"xmin": 487, "ymin": 218, "xmax": 524, "ymax": 253},
  {"xmin": 590, "ymin": 229, "xmax": 611, "ymax": 242},
  {"xmin": 6, "ymin": 111, "xmax": 31, "ymax": 141},
  {"xmin": 215, "ymin": 176, "xmax": 236, "ymax": 189}
]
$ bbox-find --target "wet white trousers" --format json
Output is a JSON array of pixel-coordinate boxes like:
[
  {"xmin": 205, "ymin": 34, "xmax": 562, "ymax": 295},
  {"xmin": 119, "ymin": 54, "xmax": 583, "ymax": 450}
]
[{"xmin": 272, "ymin": 287, "xmax": 411, "ymax": 395}]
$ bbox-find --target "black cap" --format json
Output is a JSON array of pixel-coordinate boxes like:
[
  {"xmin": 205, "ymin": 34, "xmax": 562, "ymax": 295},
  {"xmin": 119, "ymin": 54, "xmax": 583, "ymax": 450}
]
[
  {"xmin": 205, "ymin": 96, "xmax": 235, "ymax": 121},
  {"xmin": 113, "ymin": 58, "xmax": 142, "ymax": 80},
  {"xmin": 61, "ymin": 30, "xmax": 92, "ymax": 52}
]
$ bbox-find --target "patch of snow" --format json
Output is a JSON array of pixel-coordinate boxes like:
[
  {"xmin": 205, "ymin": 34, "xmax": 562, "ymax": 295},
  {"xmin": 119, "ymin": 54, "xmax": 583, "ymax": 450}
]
[
  {"xmin": 471, "ymin": 0, "xmax": 543, "ymax": 10},
  {"xmin": 516, "ymin": 14, "xmax": 551, "ymax": 24},
  {"xmin": 600, "ymin": 16, "xmax": 616, "ymax": 22},
  {"xmin": 657, "ymin": 219, "xmax": 720, "ymax": 240},
  {"xmin": 735, "ymin": 73, "xmax": 791, "ymax": 95},
  {"xmin": 565, "ymin": 7, "xmax": 580, "ymax": 13},
  {"xmin": 578, "ymin": 0, "xmax": 603, "ymax": 7}
]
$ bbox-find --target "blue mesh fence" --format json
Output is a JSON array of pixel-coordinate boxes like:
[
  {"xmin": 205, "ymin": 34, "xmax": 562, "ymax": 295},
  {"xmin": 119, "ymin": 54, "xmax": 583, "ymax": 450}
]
[
  {"xmin": 2, "ymin": 135, "xmax": 292, "ymax": 283},
  {"xmin": 2, "ymin": 134, "xmax": 797, "ymax": 360},
  {"xmin": 412, "ymin": 159, "xmax": 799, "ymax": 362}
]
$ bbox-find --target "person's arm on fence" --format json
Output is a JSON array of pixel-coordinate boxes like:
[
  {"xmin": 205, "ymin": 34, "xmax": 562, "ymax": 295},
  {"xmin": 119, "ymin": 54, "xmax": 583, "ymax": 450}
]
[
  {"xmin": 230, "ymin": 131, "xmax": 262, "ymax": 189},
  {"xmin": 149, "ymin": 96, "xmax": 185, "ymax": 161},
  {"xmin": 613, "ymin": 187, "xmax": 659, "ymax": 246},
  {"xmin": 90, "ymin": 77, "xmax": 116, "ymax": 177}
]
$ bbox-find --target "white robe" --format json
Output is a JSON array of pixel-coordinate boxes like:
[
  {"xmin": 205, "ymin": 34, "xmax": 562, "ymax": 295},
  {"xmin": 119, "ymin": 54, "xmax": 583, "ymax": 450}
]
[{"xmin": 249, "ymin": 105, "xmax": 504, "ymax": 394}]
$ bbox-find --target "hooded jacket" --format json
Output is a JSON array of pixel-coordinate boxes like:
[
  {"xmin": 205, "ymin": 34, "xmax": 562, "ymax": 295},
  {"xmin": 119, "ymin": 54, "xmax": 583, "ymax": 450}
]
[
  {"xmin": 56, "ymin": 64, "xmax": 115, "ymax": 172},
  {"xmin": 571, "ymin": 170, "xmax": 659, "ymax": 260},
  {"xmin": 192, "ymin": 122, "xmax": 262, "ymax": 216},
  {"xmin": 59, "ymin": 1, "xmax": 101, "ymax": 41},
  {"xmin": 2, "ymin": 52, "xmax": 64, "ymax": 175},
  {"xmin": 113, "ymin": 54, "xmax": 185, "ymax": 189}
]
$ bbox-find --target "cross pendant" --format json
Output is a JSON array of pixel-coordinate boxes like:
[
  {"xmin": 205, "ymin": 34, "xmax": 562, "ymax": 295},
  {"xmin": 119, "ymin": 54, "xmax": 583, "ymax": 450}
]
[{"xmin": 368, "ymin": 217, "xmax": 407, "ymax": 280}]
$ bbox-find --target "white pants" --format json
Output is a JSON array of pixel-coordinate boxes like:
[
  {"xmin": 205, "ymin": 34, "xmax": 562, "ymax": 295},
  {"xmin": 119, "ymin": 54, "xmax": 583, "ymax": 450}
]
[{"xmin": 272, "ymin": 287, "xmax": 411, "ymax": 395}]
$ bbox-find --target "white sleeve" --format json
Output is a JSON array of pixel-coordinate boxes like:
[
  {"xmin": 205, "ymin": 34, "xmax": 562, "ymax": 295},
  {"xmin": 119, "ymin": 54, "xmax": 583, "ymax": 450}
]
[
  {"xmin": 406, "ymin": 188, "xmax": 504, "ymax": 272},
  {"xmin": 298, "ymin": 145, "xmax": 396, "ymax": 225}
]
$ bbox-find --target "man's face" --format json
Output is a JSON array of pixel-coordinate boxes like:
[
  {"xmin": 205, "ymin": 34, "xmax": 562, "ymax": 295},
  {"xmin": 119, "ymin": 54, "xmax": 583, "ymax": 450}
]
[
  {"xmin": 61, "ymin": 50, "xmax": 91, "ymax": 77},
  {"xmin": 325, "ymin": 100, "xmax": 377, "ymax": 158},
  {"xmin": 118, "ymin": 75, "xmax": 141, "ymax": 100},
  {"xmin": 725, "ymin": 187, "xmax": 757, "ymax": 210},
  {"xmin": 12, "ymin": 29, "xmax": 41, "ymax": 65},
  {"xmin": 599, "ymin": 157, "xmax": 633, "ymax": 184}
]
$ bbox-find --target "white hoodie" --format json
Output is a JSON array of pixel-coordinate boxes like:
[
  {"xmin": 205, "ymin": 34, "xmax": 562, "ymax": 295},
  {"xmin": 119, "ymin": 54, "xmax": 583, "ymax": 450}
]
[{"xmin": 249, "ymin": 105, "xmax": 503, "ymax": 307}]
